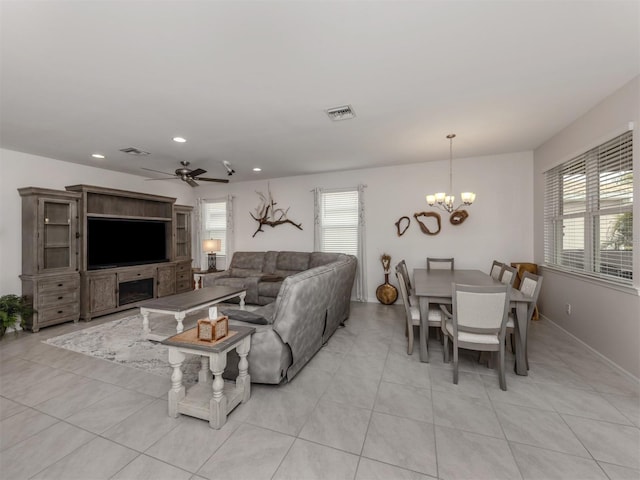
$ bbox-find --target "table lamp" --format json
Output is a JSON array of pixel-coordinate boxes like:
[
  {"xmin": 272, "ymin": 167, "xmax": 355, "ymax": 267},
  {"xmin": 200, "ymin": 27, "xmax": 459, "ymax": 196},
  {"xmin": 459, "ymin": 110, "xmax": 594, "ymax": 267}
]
[{"xmin": 203, "ymin": 239, "xmax": 221, "ymax": 272}]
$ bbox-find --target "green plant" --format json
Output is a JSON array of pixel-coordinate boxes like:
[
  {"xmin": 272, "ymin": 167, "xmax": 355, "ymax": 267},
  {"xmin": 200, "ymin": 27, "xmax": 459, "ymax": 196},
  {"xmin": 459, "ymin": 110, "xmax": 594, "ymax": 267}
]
[{"xmin": 0, "ymin": 295, "xmax": 33, "ymax": 338}]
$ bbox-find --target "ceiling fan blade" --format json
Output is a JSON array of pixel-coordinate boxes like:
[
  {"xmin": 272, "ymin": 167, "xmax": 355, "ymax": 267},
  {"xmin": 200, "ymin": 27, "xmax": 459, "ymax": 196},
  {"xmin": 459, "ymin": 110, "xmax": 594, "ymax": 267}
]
[
  {"xmin": 144, "ymin": 177, "xmax": 180, "ymax": 181},
  {"xmin": 196, "ymin": 177, "xmax": 230, "ymax": 184},
  {"xmin": 186, "ymin": 178, "xmax": 199, "ymax": 187},
  {"xmin": 141, "ymin": 167, "xmax": 176, "ymax": 177},
  {"xmin": 189, "ymin": 168, "xmax": 207, "ymax": 177}
]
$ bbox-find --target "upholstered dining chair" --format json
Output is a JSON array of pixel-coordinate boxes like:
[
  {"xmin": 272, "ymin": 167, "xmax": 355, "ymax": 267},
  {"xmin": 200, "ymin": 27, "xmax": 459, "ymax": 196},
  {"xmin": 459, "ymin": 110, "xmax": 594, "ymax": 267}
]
[
  {"xmin": 506, "ymin": 271, "xmax": 543, "ymax": 363},
  {"xmin": 490, "ymin": 260, "xmax": 504, "ymax": 280},
  {"xmin": 396, "ymin": 268, "xmax": 420, "ymax": 355},
  {"xmin": 426, "ymin": 257, "xmax": 454, "ymax": 271},
  {"xmin": 441, "ymin": 283, "xmax": 511, "ymax": 390},
  {"xmin": 397, "ymin": 259, "xmax": 414, "ymax": 296},
  {"xmin": 498, "ymin": 264, "xmax": 518, "ymax": 288}
]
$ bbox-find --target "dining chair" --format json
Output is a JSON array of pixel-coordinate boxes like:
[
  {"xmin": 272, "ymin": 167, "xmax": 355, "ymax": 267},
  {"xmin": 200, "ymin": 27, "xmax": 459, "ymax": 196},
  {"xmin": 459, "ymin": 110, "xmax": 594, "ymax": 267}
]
[
  {"xmin": 397, "ymin": 259, "xmax": 414, "ymax": 295},
  {"xmin": 489, "ymin": 260, "xmax": 504, "ymax": 280},
  {"xmin": 395, "ymin": 268, "xmax": 421, "ymax": 355},
  {"xmin": 506, "ymin": 271, "xmax": 543, "ymax": 362},
  {"xmin": 426, "ymin": 257, "xmax": 454, "ymax": 271},
  {"xmin": 441, "ymin": 283, "xmax": 510, "ymax": 390},
  {"xmin": 498, "ymin": 264, "xmax": 518, "ymax": 287}
]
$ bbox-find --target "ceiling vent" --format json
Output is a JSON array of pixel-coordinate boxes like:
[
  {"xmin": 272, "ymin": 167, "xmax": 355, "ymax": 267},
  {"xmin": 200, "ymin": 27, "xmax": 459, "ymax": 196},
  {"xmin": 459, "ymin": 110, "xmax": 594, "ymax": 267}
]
[
  {"xmin": 326, "ymin": 104, "xmax": 356, "ymax": 121},
  {"xmin": 119, "ymin": 147, "xmax": 150, "ymax": 156}
]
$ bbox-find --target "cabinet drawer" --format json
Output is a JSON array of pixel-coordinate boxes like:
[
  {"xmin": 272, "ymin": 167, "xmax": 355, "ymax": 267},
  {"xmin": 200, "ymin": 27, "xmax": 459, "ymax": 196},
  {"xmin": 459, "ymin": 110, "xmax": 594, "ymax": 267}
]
[
  {"xmin": 176, "ymin": 280, "xmax": 191, "ymax": 292},
  {"xmin": 39, "ymin": 303, "xmax": 80, "ymax": 323},
  {"xmin": 176, "ymin": 271, "xmax": 191, "ymax": 282},
  {"xmin": 38, "ymin": 276, "xmax": 80, "ymax": 293},
  {"xmin": 39, "ymin": 290, "xmax": 79, "ymax": 308},
  {"xmin": 118, "ymin": 268, "xmax": 156, "ymax": 283},
  {"xmin": 175, "ymin": 262, "xmax": 191, "ymax": 273}
]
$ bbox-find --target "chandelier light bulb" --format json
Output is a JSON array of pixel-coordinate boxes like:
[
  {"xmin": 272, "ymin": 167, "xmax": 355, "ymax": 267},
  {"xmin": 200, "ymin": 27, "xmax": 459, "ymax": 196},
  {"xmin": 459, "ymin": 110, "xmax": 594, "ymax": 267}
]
[{"xmin": 426, "ymin": 134, "xmax": 476, "ymax": 215}]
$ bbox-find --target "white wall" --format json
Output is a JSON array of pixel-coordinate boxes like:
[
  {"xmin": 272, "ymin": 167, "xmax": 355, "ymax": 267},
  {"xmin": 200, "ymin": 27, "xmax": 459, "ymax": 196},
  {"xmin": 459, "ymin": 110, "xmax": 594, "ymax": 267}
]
[
  {"xmin": 0, "ymin": 149, "xmax": 195, "ymax": 295},
  {"xmin": 533, "ymin": 76, "xmax": 640, "ymax": 378},
  {"xmin": 197, "ymin": 150, "xmax": 534, "ymax": 302},
  {"xmin": 1, "ymin": 147, "xmax": 534, "ymax": 305}
]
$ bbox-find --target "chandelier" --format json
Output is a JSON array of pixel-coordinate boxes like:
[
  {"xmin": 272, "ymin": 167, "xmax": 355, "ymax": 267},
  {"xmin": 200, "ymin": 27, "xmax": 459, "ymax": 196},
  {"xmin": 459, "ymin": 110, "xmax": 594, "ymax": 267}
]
[{"xmin": 426, "ymin": 134, "xmax": 476, "ymax": 214}]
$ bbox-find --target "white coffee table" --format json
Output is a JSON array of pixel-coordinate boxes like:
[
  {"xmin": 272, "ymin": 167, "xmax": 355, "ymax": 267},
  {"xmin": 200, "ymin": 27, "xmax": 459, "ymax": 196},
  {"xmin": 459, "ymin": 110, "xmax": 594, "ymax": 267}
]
[{"xmin": 139, "ymin": 286, "xmax": 246, "ymax": 341}]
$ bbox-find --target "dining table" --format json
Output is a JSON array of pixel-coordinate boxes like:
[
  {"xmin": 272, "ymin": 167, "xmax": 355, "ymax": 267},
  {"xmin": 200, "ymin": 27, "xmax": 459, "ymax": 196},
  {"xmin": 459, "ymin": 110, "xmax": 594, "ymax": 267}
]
[{"xmin": 413, "ymin": 268, "xmax": 535, "ymax": 375}]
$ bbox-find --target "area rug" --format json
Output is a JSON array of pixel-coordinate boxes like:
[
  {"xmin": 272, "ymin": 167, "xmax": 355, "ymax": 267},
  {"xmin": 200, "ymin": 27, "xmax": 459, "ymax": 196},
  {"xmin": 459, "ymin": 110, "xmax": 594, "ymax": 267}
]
[{"xmin": 45, "ymin": 314, "xmax": 205, "ymax": 384}]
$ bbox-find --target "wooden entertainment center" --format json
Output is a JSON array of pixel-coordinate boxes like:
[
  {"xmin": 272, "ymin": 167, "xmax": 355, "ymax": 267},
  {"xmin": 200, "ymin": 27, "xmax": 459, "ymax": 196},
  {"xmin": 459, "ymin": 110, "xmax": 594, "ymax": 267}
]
[{"xmin": 19, "ymin": 185, "xmax": 194, "ymax": 331}]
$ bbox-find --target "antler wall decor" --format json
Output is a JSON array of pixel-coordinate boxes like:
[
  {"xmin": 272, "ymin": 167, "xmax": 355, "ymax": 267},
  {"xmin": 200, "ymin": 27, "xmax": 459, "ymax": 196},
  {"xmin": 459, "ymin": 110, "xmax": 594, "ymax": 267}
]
[{"xmin": 250, "ymin": 184, "xmax": 302, "ymax": 237}]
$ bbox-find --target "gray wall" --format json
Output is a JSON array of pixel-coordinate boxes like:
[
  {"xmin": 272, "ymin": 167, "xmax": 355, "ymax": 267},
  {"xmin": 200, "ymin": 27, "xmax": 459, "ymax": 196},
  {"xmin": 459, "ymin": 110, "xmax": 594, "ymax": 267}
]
[{"xmin": 533, "ymin": 76, "xmax": 640, "ymax": 378}]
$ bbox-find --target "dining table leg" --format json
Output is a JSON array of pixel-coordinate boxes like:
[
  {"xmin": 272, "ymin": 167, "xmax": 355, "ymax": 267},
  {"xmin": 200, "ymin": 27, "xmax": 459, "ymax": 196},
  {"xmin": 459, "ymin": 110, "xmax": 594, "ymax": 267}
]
[
  {"xmin": 418, "ymin": 297, "xmax": 429, "ymax": 363},
  {"xmin": 513, "ymin": 302, "xmax": 529, "ymax": 375}
]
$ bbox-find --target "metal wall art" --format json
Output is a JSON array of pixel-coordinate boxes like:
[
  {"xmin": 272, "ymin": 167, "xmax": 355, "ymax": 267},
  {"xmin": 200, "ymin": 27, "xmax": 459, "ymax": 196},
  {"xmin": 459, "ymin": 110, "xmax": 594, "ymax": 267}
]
[{"xmin": 251, "ymin": 184, "xmax": 302, "ymax": 237}]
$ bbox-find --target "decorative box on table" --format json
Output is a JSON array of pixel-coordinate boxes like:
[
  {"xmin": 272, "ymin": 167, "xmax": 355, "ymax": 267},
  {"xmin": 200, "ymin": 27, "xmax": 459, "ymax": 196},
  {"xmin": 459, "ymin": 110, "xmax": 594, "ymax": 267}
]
[{"xmin": 197, "ymin": 315, "xmax": 229, "ymax": 341}]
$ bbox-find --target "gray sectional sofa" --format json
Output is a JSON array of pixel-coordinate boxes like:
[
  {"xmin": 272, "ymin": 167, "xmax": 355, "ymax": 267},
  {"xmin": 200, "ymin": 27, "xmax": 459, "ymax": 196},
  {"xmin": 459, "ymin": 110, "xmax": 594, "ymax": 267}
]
[{"xmin": 204, "ymin": 251, "xmax": 357, "ymax": 384}]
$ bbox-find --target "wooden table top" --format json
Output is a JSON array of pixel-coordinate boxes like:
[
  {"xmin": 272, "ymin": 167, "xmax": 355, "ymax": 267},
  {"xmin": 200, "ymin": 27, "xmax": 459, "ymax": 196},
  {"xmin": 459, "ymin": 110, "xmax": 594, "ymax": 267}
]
[
  {"xmin": 413, "ymin": 268, "xmax": 532, "ymax": 302},
  {"xmin": 161, "ymin": 325, "xmax": 255, "ymax": 353},
  {"xmin": 139, "ymin": 286, "xmax": 245, "ymax": 312}
]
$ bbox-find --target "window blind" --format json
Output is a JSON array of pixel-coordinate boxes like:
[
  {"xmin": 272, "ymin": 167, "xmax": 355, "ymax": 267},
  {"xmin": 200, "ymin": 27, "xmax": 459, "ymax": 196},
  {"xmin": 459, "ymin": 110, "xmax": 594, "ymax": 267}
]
[
  {"xmin": 202, "ymin": 200, "xmax": 227, "ymax": 255},
  {"xmin": 320, "ymin": 189, "xmax": 359, "ymax": 256},
  {"xmin": 544, "ymin": 130, "xmax": 633, "ymax": 283}
]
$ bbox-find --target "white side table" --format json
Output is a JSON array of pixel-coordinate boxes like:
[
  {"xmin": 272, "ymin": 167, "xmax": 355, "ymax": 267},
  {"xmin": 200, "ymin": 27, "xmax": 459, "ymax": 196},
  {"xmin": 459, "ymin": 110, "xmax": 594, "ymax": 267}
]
[
  {"xmin": 161, "ymin": 325, "xmax": 255, "ymax": 429},
  {"xmin": 193, "ymin": 269, "xmax": 227, "ymax": 290}
]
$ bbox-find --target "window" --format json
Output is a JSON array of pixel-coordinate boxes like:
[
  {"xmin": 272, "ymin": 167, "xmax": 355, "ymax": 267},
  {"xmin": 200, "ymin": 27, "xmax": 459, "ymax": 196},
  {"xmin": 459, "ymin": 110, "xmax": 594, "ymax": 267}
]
[
  {"xmin": 314, "ymin": 186, "xmax": 367, "ymax": 301},
  {"xmin": 318, "ymin": 189, "xmax": 359, "ymax": 256},
  {"xmin": 544, "ymin": 130, "xmax": 633, "ymax": 284},
  {"xmin": 201, "ymin": 199, "xmax": 228, "ymax": 268}
]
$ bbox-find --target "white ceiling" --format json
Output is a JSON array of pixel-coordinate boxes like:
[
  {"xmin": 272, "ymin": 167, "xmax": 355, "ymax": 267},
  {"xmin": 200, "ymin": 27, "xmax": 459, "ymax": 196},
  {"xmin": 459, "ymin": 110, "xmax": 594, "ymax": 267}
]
[{"xmin": 1, "ymin": 1, "xmax": 638, "ymax": 183}]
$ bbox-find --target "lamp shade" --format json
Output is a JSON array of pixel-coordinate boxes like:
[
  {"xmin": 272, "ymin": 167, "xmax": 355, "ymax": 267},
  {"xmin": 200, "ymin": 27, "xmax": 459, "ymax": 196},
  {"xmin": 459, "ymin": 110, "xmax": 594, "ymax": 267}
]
[{"xmin": 202, "ymin": 239, "xmax": 221, "ymax": 253}]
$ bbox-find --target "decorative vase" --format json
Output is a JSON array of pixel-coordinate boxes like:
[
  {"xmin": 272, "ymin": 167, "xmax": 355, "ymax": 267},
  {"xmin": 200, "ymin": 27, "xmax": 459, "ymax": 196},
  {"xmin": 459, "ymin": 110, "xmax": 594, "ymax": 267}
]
[{"xmin": 376, "ymin": 272, "xmax": 398, "ymax": 305}]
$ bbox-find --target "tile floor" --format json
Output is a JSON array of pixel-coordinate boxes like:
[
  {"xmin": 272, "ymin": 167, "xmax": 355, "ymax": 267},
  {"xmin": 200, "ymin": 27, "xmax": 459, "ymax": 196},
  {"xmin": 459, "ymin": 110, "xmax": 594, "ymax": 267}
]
[{"xmin": 0, "ymin": 302, "xmax": 639, "ymax": 480}]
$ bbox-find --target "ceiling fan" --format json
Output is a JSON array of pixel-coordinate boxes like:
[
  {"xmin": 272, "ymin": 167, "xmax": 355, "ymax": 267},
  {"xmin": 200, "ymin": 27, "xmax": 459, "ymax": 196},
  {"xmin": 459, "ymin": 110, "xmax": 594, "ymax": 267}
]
[{"xmin": 142, "ymin": 161, "xmax": 230, "ymax": 187}]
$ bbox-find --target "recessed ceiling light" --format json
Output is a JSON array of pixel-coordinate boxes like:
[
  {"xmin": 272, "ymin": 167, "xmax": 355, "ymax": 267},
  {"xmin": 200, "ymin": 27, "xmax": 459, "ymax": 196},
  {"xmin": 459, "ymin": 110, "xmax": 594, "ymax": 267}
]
[
  {"xmin": 91, "ymin": 153, "xmax": 105, "ymax": 159},
  {"xmin": 253, "ymin": 167, "xmax": 262, "ymax": 172},
  {"xmin": 173, "ymin": 137, "xmax": 187, "ymax": 143}
]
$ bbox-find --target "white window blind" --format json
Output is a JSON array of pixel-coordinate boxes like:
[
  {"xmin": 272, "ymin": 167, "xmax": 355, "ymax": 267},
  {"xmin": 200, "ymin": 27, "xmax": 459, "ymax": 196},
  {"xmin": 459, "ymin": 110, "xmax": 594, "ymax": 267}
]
[
  {"xmin": 202, "ymin": 200, "xmax": 227, "ymax": 256},
  {"xmin": 319, "ymin": 189, "xmax": 359, "ymax": 256},
  {"xmin": 544, "ymin": 130, "xmax": 633, "ymax": 284}
]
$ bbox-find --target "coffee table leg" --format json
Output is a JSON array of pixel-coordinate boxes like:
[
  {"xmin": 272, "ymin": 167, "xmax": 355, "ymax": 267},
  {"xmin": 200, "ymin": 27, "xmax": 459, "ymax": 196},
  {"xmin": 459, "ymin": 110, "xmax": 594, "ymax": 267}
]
[
  {"xmin": 236, "ymin": 336, "xmax": 251, "ymax": 403},
  {"xmin": 175, "ymin": 312, "xmax": 186, "ymax": 334},
  {"xmin": 209, "ymin": 352, "xmax": 227, "ymax": 429},
  {"xmin": 141, "ymin": 309, "xmax": 150, "ymax": 336},
  {"xmin": 168, "ymin": 348, "xmax": 186, "ymax": 418},
  {"xmin": 239, "ymin": 292, "xmax": 246, "ymax": 310}
]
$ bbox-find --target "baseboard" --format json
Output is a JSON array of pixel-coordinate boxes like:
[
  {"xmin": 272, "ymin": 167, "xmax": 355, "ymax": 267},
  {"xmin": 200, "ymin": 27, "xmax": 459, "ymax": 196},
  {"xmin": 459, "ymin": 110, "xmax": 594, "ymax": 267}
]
[{"xmin": 541, "ymin": 314, "xmax": 640, "ymax": 384}]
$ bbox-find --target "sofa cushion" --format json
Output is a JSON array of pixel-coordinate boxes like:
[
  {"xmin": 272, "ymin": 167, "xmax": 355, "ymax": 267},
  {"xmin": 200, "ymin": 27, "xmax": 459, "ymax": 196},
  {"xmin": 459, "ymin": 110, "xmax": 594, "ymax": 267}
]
[
  {"xmin": 263, "ymin": 251, "xmax": 279, "ymax": 274},
  {"xmin": 258, "ymin": 280, "xmax": 283, "ymax": 298},
  {"xmin": 276, "ymin": 251, "xmax": 310, "ymax": 272},
  {"xmin": 213, "ymin": 277, "xmax": 247, "ymax": 289},
  {"xmin": 309, "ymin": 252, "xmax": 342, "ymax": 268},
  {"xmin": 231, "ymin": 252, "xmax": 265, "ymax": 270},
  {"xmin": 220, "ymin": 309, "xmax": 268, "ymax": 325},
  {"xmin": 229, "ymin": 267, "xmax": 263, "ymax": 278}
]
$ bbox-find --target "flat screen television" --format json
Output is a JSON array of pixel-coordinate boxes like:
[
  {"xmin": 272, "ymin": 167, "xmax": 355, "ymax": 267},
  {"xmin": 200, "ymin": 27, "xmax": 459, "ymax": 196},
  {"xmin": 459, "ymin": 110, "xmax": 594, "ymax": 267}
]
[{"xmin": 87, "ymin": 217, "xmax": 169, "ymax": 270}]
